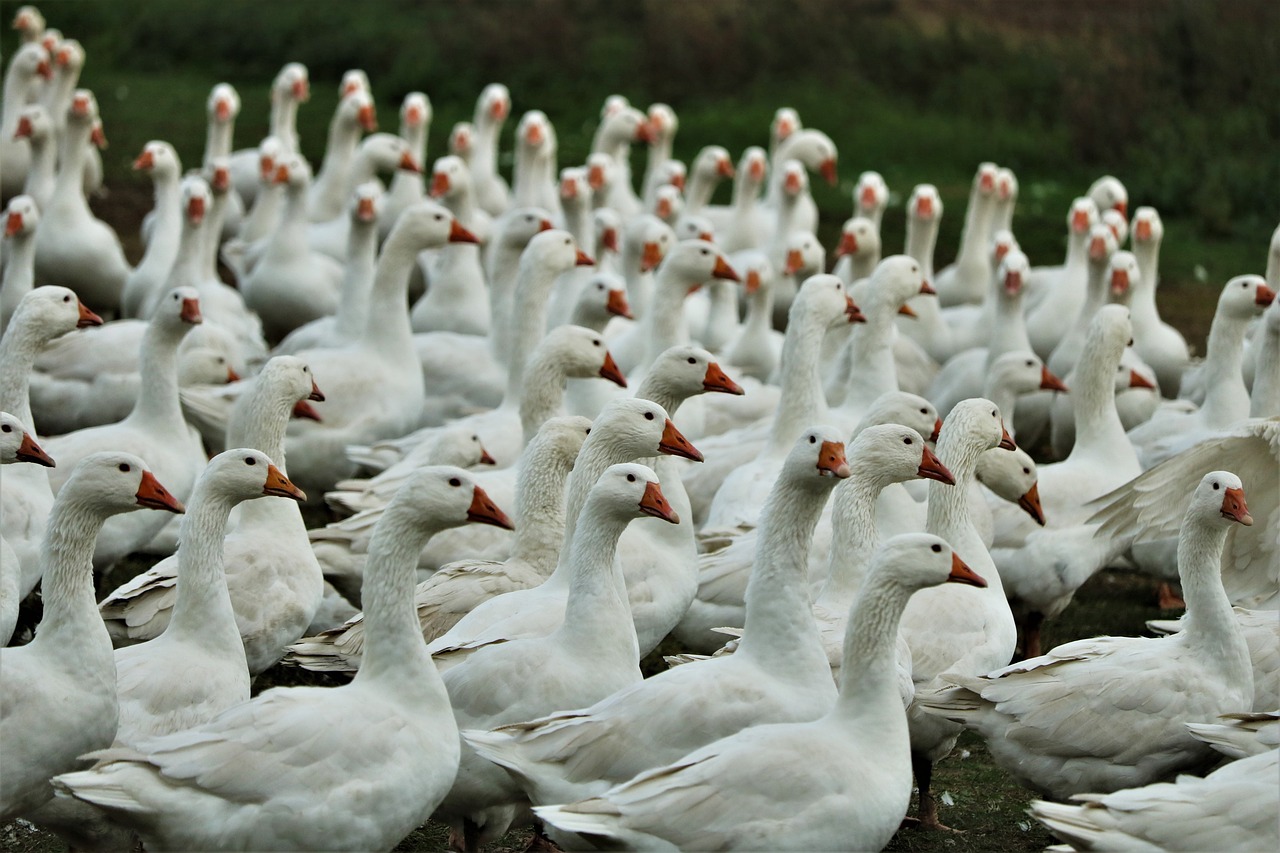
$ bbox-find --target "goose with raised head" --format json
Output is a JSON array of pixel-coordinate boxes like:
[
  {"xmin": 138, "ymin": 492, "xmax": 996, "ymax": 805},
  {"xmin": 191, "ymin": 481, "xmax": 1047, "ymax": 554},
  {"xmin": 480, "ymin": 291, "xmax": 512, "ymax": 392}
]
[
  {"xmin": 307, "ymin": 88, "xmax": 377, "ymax": 222},
  {"xmin": 51, "ymin": 468, "xmax": 511, "ymax": 853},
  {"xmin": 934, "ymin": 162, "xmax": 999, "ymax": 307},
  {"xmin": 470, "ymin": 83, "xmax": 512, "ymax": 217},
  {"xmin": 898, "ymin": 397, "xmax": 1017, "ymax": 831},
  {"xmin": 43, "ymin": 288, "xmax": 206, "ymax": 570},
  {"xmin": 0, "ymin": 410, "xmax": 54, "ymax": 644},
  {"xmin": 288, "ymin": 416, "xmax": 590, "ymax": 673},
  {"xmin": 241, "ymin": 155, "xmax": 343, "ymax": 341},
  {"xmin": 227, "ymin": 62, "xmax": 308, "ymax": 205},
  {"xmin": 100, "ymin": 356, "xmax": 327, "ymax": 675},
  {"xmin": 0, "ymin": 42, "xmax": 51, "ymax": 199},
  {"xmin": 0, "ymin": 286, "xmax": 101, "ymax": 597},
  {"xmin": 535, "ymin": 534, "xmax": 987, "ymax": 853},
  {"xmin": 923, "ymin": 471, "xmax": 1255, "ymax": 799},
  {"xmin": 438, "ymin": 463, "xmax": 680, "ymax": 846},
  {"xmin": 122, "ymin": 141, "xmax": 184, "ymax": 318},
  {"xmin": 0, "ymin": 452, "xmax": 183, "ymax": 822},
  {"xmin": 32, "ymin": 89, "xmax": 130, "ymax": 313},
  {"xmin": 380, "ymin": 92, "xmax": 431, "ymax": 238},
  {"xmin": 0, "ymin": 194, "xmax": 40, "ymax": 335},
  {"xmin": 466, "ymin": 427, "xmax": 849, "ymax": 814}
]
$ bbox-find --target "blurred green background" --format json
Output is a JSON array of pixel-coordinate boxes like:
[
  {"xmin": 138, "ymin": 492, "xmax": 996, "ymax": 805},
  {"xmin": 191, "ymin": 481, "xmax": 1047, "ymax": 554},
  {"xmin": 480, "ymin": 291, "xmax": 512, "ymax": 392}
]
[{"xmin": 6, "ymin": 0, "xmax": 1278, "ymax": 346}]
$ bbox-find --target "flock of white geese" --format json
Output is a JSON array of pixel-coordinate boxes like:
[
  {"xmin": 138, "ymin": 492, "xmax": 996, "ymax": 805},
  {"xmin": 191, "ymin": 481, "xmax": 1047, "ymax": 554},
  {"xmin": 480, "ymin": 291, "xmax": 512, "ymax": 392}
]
[{"xmin": 1, "ymin": 6, "xmax": 1277, "ymax": 852}]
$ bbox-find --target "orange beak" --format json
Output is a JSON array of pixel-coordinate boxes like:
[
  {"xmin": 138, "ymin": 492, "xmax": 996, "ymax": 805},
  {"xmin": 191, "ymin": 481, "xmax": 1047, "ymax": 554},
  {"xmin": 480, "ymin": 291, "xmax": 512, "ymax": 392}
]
[
  {"xmin": 135, "ymin": 470, "xmax": 185, "ymax": 514},
  {"xmin": 15, "ymin": 431, "xmax": 54, "ymax": 467},
  {"xmin": 77, "ymin": 302, "xmax": 103, "ymax": 328},
  {"xmin": 263, "ymin": 464, "xmax": 306, "ymax": 502},
  {"xmin": 659, "ymin": 418, "xmax": 702, "ymax": 462},
  {"xmin": 948, "ymin": 551, "xmax": 988, "ymax": 587},
  {"xmin": 180, "ymin": 297, "xmax": 203, "ymax": 324},
  {"xmin": 430, "ymin": 172, "xmax": 451, "ymax": 198},
  {"xmin": 817, "ymin": 440, "xmax": 851, "ymax": 478},
  {"xmin": 448, "ymin": 220, "xmax": 480, "ymax": 244},
  {"xmin": 598, "ymin": 351, "xmax": 628, "ymax": 387},
  {"xmin": 819, "ymin": 158, "xmax": 838, "ymax": 186},
  {"xmin": 1040, "ymin": 366, "xmax": 1068, "ymax": 393},
  {"xmin": 357, "ymin": 104, "xmax": 377, "ymax": 132},
  {"xmin": 917, "ymin": 445, "xmax": 955, "ymax": 485},
  {"xmin": 703, "ymin": 362, "xmax": 744, "ymax": 395},
  {"xmin": 468, "ymin": 485, "xmax": 514, "ymax": 530},
  {"xmin": 605, "ymin": 288, "xmax": 632, "ymax": 319},
  {"xmin": 639, "ymin": 480, "xmax": 680, "ymax": 524},
  {"xmin": 1221, "ymin": 486, "xmax": 1253, "ymax": 526},
  {"xmin": 712, "ymin": 255, "xmax": 740, "ymax": 282},
  {"xmin": 1018, "ymin": 482, "xmax": 1046, "ymax": 526},
  {"xmin": 1128, "ymin": 369, "xmax": 1157, "ymax": 390}
]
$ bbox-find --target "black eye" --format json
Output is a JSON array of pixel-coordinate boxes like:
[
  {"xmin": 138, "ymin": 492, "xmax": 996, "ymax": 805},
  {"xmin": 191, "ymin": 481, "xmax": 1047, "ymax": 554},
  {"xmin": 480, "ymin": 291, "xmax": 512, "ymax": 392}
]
[
  {"xmin": 931, "ymin": 543, "xmax": 942, "ymax": 553},
  {"xmin": 904, "ymin": 437, "xmax": 913, "ymax": 445},
  {"xmin": 626, "ymin": 473, "xmax": 636, "ymax": 482},
  {"xmin": 687, "ymin": 357, "xmax": 696, "ymax": 364},
  {"xmin": 119, "ymin": 463, "xmax": 131, "ymax": 472},
  {"xmin": 449, "ymin": 477, "xmax": 462, "ymax": 487},
  {"xmin": 644, "ymin": 412, "xmax": 654, "ymax": 420},
  {"xmin": 1212, "ymin": 482, "xmax": 1220, "ymax": 490}
]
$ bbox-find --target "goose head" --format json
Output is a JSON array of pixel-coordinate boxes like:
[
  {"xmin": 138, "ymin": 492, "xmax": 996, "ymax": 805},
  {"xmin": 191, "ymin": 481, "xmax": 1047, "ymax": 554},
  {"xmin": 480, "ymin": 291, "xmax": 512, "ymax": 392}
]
[
  {"xmin": 1217, "ymin": 274, "xmax": 1275, "ymax": 320},
  {"xmin": 871, "ymin": 533, "xmax": 987, "ymax": 592},
  {"xmin": 133, "ymin": 140, "xmax": 181, "ymax": 181},
  {"xmin": 430, "ymin": 155, "xmax": 472, "ymax": 201},
  {"xmin": 855, "ymin": 391, "xmax": 942, "ymax": 444},
  {"xmin": 207, "ymin": 83, "xmax": 240, "ymax": 124},
  {"xmin": 10, "ymin": 286, "xmax": 102, "ymax": 336},
  {"xmin": 0, "ymin": 410, "xmax": 54, "ymax": 467},
  {"xmin": 854, "ymin": 171, "xmax": 888, "ymax": 220},
  {"xmin": 358, "ymin": 132, "xmax": 418, "ymax": 177},
  {"xmin": 792, "ymin": 274, "xmax": 863, "ymax": 327},
  {"xmin": 64, "ymin": 452, "xmax": 186, "ymax": 516},
  {"xmin": 995, "ymin": 249, "xmax": 1030, "ymax": 299},
  {"xmin": 1088, "ymin": 175, "xmax": 1128, "ymax": 220},
  {"xmin": 591, "ymin": 462, "xmax": 680, "ymax": 526},
  {"xmin": 397, "ymin": 466, "xmax": 513, "ymax": 531},
  {"xmin": 496, "ymin": 208, "xmax": 554, "ymax": 252},
  {"xmin": 990, "ymin": 350, "xmax": 1068, "ymax": 396},
  {"xmin": 572, "ymin": 272, "xmax": 632, "ymax": 325},
  {"xmin": 273, "ymin": 62, "xmax": 310, "ymax": 104},
  {"xmin": 349, "ymin": 180, "xmax": 384, "ymax": 226},
  {"xmin": 909, "ymin": 184, "xmax": 942, "ymax": 224},
  {"xmin": 850, "ymin": 423, "xmax": 951, "ymax": 485},
  {"xmin": 940, "ymin": 398, "xmax": 1016, "ymax": 456},
  {"xmin": 203, "ymin": 448, "xmax": 306, "ymax": 504},
  {"xmin": 1191, "ymin": 471, "xmax": 1252, "ymax": 528},
  {"xmin": 475, "ymin": 83, "xmax": 511, "ymax": 126},
  {"xmin": 648, "ymin": 345, "xmax": 744, "ymax": 398},
  {"xmin": 400, "ymin": 92, "xmax": 431, "ymax": 136},
  {"xmin": 976, "ymin": 446, "xmax": 1044, "ymax": 526},
  {"xmin": 4, "ymin": 194, "xmax": 39, "ymax": 239},
  {"xmin": 624, "ymin": 215, "xmax": 675, "ymax": 273},
  {"xmin": 1131, "ymin": 206, "xmax": 1163, "ymax": 248},
  {"xmin": 388, "ymin": 201, "xmax": 478, "ymax": 251},
  {"xmin": 521, "ymin": 229, "xmax": 593, "ymax": 278},
  {"xmin": 1108, "ymin": 251, "xmax": 1140, "ymax": 301},
  {"xmin": 783, "ymin": 230, "xmax": 826, "ymax": 279},
  {"xmin": 534, "ymin": 325, "xmax": 627, "ymax": 388},
  {"xmin": 591, "ymin": 398, "xmax": 702, "ymax": 463},
  {"xmin": 339, "ymin": 69, "xmax": 370, "ymax": 99}
]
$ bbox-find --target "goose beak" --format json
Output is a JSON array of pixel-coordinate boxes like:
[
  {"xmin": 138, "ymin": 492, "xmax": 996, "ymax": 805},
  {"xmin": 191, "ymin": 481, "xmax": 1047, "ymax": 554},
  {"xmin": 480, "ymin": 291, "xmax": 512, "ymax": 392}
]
[
  {"xmin": 1128, "ymin": 369, "xmax": 1157, "ymax": 391},
  {"xmin": 817, "ymin": 440, "xmax": 851, "ymax": 478},
  {"xmin": 605, "ymin": 288, "xmax": 632, "ymax": 319},
  {"xmin": 916, "ymin": 445, "xmax": 954, "ymax": 485},
  {"xmin": 576, "ymin": 249, "xmax": 596, "ymax": 267},
  {"xmin": 448, "ymin": 220, "xmax": 480, "ymax": 244},
  {"xmin": 639, "ymin": 481, "xmax": 680, "ymax": 524},
  {"xmin": 15, "ymin": 432, "xmax": 55, "ymax": 467},
  {"xmin": 180, "ymin": 297, "xmax": 203, "ymax": 324},
  {"xmin": 135, "ymin": 470, "xmax": 185, "ymax": 514},
  {"xmin": 478, "ymin": 447, "xmax": 496, "ymax": 465},
  {"xmin": 930, "ymin": 418, "xmax": 943, "ymax": 443},
  {"xmin": 1040, "ymin": 366, "xmax": 1068, "ymax": 393},
  {"xmin": 468, "ymin": 485, "xmax": 514, "ymax": 530},
  {"xmin": 948, "ymin": 552, "xmax": 987, "ymax": 588},
  {"xmin": 598, "ymin": 352, "xmax": 627, "ymax": 388},
  {"xmin": 845, "ymin": 297, "xmax": 866, "ymax": 324},
  {"xmin": 77, "ymin": 302, "xmax": 104, "ymax": 328},
  {"xmin": 712, "ymin": 255, "xmax": 740, "ymax": 282},
  {"xmin": 898, "ymin": 304, "xmax": 918, "ymax": 318},
  {"xmin": 703, "ymin": 362, "xmax": 744, "ymax": 395},
  {"xmin": 999, "ymin": 423, "xmax": 1017, "ymax": 451},
  {"xmin": 1221, "ymin": 486, "xmax": 1252, "ymax": 526},
  {"xmin": 308, "ymin": 379, "xmax": 325, "ymax": 402},
  {"xmin": 291, "ymin": 400, "xmax": 322, "ymax": 421},
  {"xmin": 819, "ymin": 158, "xmax": 838, "ymax": 186},
  {"xmin": 263, "ymin": 464, "xmax": 306, "ymax": 502},
  {"xmin": 659, "ymin": 418, "xmax": 702, "ymax": 462},
  {"xmin": 1017, "ymin": 482, "xmax": 1046, "ymax": 526}
]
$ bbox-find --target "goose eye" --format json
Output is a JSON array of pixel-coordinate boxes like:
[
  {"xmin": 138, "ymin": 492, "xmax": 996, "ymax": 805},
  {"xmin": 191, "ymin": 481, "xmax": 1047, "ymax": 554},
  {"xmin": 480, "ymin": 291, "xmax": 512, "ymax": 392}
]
[
  {"xmin": 449, "ymin": 477, "xmax": 462, "ymax": 487},
  {"xmin": 119, "ymin": 463, "xmax": 131, "ymax": 472},
  {"xmin": 904, "ymin": 437, "xmax": 913, "ymax": 445},
  {"xmin": 687, "ymin": 357, "xmax": 696, "ymax": 364},
  {"xmin": 1212, "ymin": 481, "xmax": 1220, "ymax": 490},
  {"xmin": 644, "ymin": 412, "xmax": 654, "ymax": 421},
  {"xmin": 626, "ymin": 473, "xmax": 636, "ymax": 482},
  {"xmin": 245, "ymin": 456, "xmax": 256, "ymax": 465},
  {"xmin": 931, "ymin": 543, "xmax": 942, "ymax": 553}
]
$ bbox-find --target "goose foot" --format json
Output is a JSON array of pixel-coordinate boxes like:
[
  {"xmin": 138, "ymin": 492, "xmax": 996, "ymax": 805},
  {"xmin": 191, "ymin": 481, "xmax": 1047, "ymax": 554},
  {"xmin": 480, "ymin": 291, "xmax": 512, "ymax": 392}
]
[{"xmin": 1157, "ymin": 582, "xmax": 1185, "ymax": 610}]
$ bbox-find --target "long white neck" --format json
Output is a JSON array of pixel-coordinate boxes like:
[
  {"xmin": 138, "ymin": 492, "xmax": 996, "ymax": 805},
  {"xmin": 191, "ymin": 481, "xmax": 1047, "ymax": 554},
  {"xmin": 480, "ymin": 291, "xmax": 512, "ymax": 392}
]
[
  {"xmin": 737, "ymin": 473, "xmax": 836, "ymax": 674},
  {"xmin": 333, "ymin": 220, "xmax": 378, "ymax": 339},
  {"xmin": 165, "ymin": 482, "xmax": 244, "ymax": 654},
  {"xmin": 554, "ymin": 499, "xmax": 639, "ymax": 660},
  {"xmin": 767, "ymin": 310, "xmax": 832, "ymax": 451},
  {"xmin": 0, "ymin": 232, "xmax": 37, "ymax": 336},
  {"xmin": 817, "ymin": 471, "xmax": 890, "ymax": 611},
  {"xmin": 1199, "ymin": 310, "xmax": 1254, "ymax": 425}
]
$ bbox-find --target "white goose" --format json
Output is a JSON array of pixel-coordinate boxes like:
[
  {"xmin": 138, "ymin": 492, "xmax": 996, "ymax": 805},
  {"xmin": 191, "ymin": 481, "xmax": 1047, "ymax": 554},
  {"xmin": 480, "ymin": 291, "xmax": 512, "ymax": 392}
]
[
  {"xmin": 287, "ymin": 416, "xmax": 591, "ymax": 672},
  {"xmin": 51, "ymin": 468, "xmax": 512, "ymax": 853},
  {"xmin": 0, "ymin": 452, "xmax": 183, "ymax": 822},
  {"xmin": 0, "ymin": 410, "xmax": 54, "ymax": 644},
  {"xmin": 0, "ymin": 286, "xmax": 101, "ymax": 598},
  {"xmin": 437, "ymin": 463, "xmax": 680, "ymax": 845},
  {"xmin": 42, "ymin": 288, "xmax": 207, "ymax": 571},
  {"xmin": 465, "ymin": 427, "xmax": 849, "ymax": 812},
  {"xmin": 923, "ymin": 471, "xmax": 1255, "ymax": 800},
  {"xmin": 100, "ymin": 356, "xmax": 327, "ymax": 675},
  {"xmin": 535, "ymin": 534, "xmax": 986, "ymax": 853}
]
